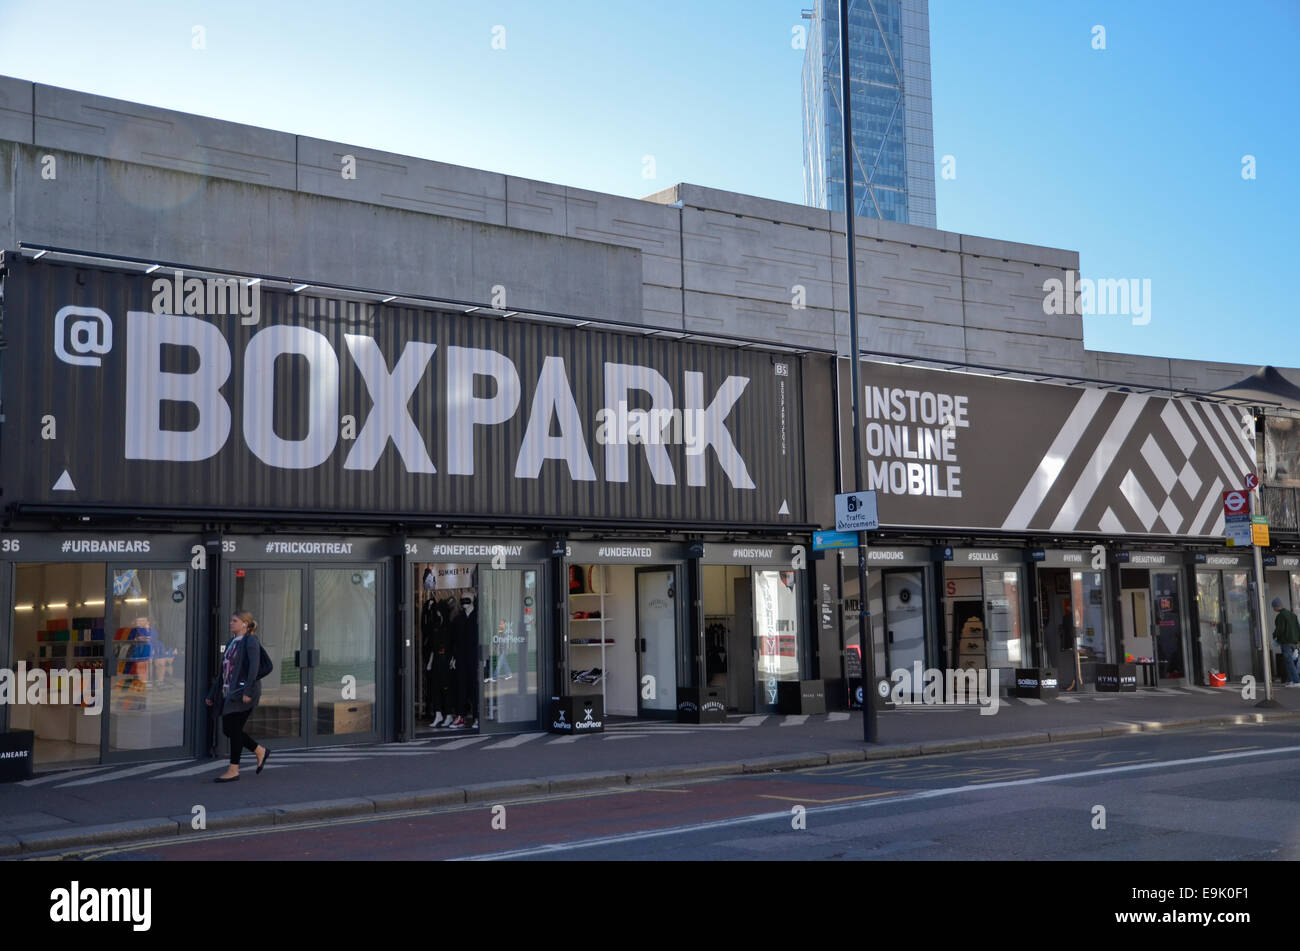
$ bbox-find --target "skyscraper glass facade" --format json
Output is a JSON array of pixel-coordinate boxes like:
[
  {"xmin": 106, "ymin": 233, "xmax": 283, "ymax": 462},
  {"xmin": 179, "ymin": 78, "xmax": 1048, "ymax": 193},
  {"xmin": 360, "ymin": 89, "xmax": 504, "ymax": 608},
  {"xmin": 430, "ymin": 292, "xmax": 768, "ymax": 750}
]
[{"xmin": 802, "ymin": 0, "xmax": 936, "ymax": 228}]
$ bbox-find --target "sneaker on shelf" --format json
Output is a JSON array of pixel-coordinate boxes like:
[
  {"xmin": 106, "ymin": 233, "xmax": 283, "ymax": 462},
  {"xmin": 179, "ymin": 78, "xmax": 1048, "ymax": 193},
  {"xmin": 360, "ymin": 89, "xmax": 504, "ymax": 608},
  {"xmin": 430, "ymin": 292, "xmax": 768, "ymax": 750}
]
[
  {"xmin": 453, "ymin": 716, "xmax": 468, "ymax": 728},
  {"xmin": 429, "ymin": 713, "xmax": 444, "ymax": 727}
]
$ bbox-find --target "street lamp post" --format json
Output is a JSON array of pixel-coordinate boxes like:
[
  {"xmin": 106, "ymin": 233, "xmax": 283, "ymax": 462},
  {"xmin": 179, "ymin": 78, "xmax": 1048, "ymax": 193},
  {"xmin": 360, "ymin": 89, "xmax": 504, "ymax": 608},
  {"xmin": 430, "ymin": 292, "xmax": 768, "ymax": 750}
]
[
  {"xmin": 1251, "ymin": 407, "xmax": 1280, "ymax": 708},
  {"xmin": 836, "ymin": 0, "xmax": 877, "ymax": 743}
]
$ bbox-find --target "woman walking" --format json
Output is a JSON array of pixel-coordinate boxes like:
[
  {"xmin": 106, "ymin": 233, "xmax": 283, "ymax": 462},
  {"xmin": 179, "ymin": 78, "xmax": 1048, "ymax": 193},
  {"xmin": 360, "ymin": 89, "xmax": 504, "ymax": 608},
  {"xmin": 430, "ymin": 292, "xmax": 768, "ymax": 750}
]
[{"xmin": 205, "ymin": 612, "xmax": 269, "ymax": 782}]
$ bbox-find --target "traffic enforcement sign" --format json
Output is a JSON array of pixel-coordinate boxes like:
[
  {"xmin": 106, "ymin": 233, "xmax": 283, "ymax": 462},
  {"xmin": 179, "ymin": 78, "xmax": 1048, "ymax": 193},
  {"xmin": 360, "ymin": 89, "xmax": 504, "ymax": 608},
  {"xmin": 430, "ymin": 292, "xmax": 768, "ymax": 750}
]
[
  {"xmin": 1223, "ymin": 490, "xmax": 1249, "ymax": 516},
  {"xmin": 1245, "ymin": 473, "xmax": 1259, "ymax": 491},
  {"xmin": 835, "ymin": 491, "xmax": 879, "ymax": 532},
  {"xmin": 1253, "ymin": 522, "xmax": 1271, "ymax": 547}
]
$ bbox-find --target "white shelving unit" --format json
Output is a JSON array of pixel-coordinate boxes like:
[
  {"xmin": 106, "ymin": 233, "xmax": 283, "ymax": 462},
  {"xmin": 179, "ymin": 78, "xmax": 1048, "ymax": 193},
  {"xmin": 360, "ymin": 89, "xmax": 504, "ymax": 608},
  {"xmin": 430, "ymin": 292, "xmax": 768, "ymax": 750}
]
[{"xmin": 568, "ymin": 571, "xmax": 611, "ymax": 710}]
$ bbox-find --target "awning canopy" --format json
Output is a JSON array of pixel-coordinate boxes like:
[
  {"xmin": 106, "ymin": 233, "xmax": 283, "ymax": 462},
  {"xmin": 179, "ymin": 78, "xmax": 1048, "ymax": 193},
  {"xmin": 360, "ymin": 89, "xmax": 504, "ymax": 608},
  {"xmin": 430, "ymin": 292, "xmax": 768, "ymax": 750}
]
[{"xmin": 1211, "ymin": 366, "xmax": 1300, "ymax": 412}]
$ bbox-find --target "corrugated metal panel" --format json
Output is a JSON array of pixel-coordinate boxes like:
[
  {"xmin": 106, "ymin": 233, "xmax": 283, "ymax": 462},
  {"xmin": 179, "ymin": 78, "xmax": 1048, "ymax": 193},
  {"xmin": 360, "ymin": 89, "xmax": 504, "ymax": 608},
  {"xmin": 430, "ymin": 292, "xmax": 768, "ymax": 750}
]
[{"xmin": 1, "ymin": 256, "xmax": 805, "ymax": 525}]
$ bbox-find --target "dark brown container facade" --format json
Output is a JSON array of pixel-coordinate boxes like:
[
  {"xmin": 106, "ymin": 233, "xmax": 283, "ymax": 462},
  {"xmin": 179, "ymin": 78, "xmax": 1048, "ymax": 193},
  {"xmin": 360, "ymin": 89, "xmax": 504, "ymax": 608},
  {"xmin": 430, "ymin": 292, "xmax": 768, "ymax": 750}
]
[{"xmin": 0, "ymin": 255, "xmax": 807, "ymax": 527}]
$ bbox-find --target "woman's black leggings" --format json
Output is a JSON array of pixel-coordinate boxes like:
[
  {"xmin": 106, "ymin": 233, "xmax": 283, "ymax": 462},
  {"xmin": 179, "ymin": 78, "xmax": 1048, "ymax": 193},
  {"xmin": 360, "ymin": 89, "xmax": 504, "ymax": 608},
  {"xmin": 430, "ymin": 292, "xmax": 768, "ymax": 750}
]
[{"xmin": 222, "ymin": 710, "xmax": 259, "ymax": 765}]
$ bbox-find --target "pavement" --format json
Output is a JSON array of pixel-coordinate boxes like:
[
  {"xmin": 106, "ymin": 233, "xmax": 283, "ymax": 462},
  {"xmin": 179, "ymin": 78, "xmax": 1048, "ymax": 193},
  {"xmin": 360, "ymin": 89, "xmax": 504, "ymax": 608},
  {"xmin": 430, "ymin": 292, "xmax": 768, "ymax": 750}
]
[{"xmin": 3, "ymin": 684, "xmax": 1299, "ymax": 856}]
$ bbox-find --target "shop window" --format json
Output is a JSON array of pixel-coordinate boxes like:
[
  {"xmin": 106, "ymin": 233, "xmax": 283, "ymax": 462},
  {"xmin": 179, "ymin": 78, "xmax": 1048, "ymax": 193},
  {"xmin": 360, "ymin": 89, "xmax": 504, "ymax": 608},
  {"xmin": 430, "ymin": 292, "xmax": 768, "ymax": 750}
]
[
  {"xmin": 982, "ymin": 568, "xmax": 1025, "ymax": 668},
  {"xmin": 109, "ymin": 568, "xmax": 187, "ymax": 753},
  {"xmin": 416, "ymin": 563, "xmax": 480, "ymax": 730},
  {"xmin": 313, "ymin": 569, "xmax": 377, "ymax": 738},
  {"xmin": 753, "ymin": 569, "xmax": 800, "ymax": 686},
  {"xmin": 1071, "ymin": 570, "xmax": 1109, "ymax": 663},
  {"xmin": 479, "ymin": 568, "xmax": 538, "ymax": 726},
  {"xmin": 9, "ymin": 563, "xmax": 109, "ymax": 766}
]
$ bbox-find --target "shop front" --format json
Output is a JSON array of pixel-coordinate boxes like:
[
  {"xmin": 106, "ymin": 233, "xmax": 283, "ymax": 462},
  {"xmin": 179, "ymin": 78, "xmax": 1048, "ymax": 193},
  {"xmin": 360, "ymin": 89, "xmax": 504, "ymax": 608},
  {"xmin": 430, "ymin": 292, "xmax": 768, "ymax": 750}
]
[
  {"xmin": 1265, "ymin": 554, "xmax": 1300, "ymax": 613},
  {"xmin": 213, "ymin": 535, "xmax": 392, "ymax": 752},
  {"xmin": 833, "ymin": 357, "xmax": 1259, "ymax": 699},
  {"xmin": 0, "ymin": 533, "xmax": 200, "ymax": 769},
  {"xmin": 1030, "ymin": 548, "xmax": 1111, "ymax": 689},
  {"xmin": 1190, "ymin": 551, "xmax": 1260, "ymax": 685},
  {"xmin": 838, "ymin": 546, "xmax": 935, "ymax": 705},
  {"xmin": 940, "ymin": 547, "xmax": 1031, "ymax": 688},
  {"xmin": 1113, "ymin": 551, "xmax": 1191, "ymax": 684},
  {"xmin": 0, "ymin": 251, "xmax": 815, "ymax": 764},
  {"xmin": 696, "ymin": 542, "xmax": 809, "ymax": 714},
  {"xmin": 561, "ymin": 541, "xmax": 689, "ymax": 720},
  {"xmin": 404, "ymin": 538, "xmax": 550, "ymax": 736}
]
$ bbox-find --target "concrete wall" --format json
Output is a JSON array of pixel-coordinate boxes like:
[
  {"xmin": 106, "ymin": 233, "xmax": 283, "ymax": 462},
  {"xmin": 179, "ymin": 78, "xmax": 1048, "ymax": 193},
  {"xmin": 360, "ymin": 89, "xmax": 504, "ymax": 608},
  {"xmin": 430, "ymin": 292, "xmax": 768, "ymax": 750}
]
[{"xmin": 1, "ymin": 74, "xmax": 1293, "ymax": 392}]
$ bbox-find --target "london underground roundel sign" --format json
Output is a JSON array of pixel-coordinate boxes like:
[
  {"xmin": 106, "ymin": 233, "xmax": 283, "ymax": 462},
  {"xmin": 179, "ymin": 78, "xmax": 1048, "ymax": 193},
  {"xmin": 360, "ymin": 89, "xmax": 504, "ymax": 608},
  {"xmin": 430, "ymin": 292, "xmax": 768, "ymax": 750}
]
[{"xmin": 1223, "ymin": 490, "xmax": 1249, "ymax": 516}]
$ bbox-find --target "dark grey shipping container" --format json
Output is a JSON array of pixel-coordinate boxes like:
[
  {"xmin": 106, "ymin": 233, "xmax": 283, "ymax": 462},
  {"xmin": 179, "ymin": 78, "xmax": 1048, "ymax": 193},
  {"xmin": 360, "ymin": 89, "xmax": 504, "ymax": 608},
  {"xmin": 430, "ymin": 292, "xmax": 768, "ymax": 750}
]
[{"xmin": 0, "ymin": 254, "xmax": 807, "ymax": 527}]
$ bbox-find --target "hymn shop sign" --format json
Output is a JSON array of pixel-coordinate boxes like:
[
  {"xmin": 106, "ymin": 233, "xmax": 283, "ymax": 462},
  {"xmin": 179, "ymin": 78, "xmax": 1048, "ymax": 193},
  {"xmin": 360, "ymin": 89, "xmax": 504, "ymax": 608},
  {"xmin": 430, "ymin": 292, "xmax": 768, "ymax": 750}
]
[
  {"xmin": 0, "ymin": 255, "xmax": 805, "ymax": 525},
  {"xmin": 837, "ymin": 360, "xmax": 1255, "ymax": 537}
]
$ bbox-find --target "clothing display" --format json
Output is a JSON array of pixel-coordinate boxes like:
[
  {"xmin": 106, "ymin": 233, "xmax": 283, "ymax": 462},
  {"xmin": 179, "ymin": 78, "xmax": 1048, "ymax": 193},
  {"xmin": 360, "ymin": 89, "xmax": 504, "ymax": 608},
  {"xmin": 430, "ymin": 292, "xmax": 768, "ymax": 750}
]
[
  {"xmin": 453, "ymin": 597, "xmax": 478, "ymax": 724},
  {"xmin": 705, "ymin": 618, "xmax": 730, "ymax": 681},
  {"xmin": 414, "ymin": 564, "xmax": 480, "ymax": 730},
  {"xmin": 420, "ymin": 596, "xmax": 455, "ymax": 720}
]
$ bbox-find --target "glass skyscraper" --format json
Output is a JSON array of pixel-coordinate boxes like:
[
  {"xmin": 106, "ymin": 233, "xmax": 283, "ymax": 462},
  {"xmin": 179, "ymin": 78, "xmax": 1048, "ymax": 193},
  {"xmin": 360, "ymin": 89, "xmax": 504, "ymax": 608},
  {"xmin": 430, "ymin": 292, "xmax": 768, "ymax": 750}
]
[{"xmin": 801, "ymin": 0, "xmax": 936, "ymax": 228}]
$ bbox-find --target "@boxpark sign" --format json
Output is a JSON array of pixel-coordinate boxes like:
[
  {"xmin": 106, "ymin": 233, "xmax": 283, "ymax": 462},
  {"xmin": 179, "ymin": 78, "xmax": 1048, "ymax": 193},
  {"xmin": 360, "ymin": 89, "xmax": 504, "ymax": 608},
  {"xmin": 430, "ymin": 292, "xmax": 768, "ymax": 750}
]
[
  {"xmin": 1, "ymin": 255, "xmax": 805, "ymax": 525},
  {"xmin": 837, "ymin": 359, "xmax": 1255, "ymax": 537}
]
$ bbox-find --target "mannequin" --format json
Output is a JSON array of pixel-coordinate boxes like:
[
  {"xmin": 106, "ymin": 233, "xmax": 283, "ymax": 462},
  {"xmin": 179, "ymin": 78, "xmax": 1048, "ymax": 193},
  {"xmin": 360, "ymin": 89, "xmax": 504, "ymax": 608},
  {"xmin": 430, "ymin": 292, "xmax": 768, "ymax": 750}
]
[
  {"xmin": 423, "ymin": 595, "xmax": 454, "ymax": 726},
  {"xmin": 451, "ymin": 596, "xmax": 478, "ymax": 729}
]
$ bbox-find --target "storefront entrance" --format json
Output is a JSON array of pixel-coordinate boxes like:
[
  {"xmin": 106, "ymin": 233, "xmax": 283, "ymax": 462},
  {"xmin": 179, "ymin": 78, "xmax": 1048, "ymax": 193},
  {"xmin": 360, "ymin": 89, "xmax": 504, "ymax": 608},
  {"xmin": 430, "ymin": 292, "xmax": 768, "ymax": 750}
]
[
  {"xmin": 942, "ymin": 549, "xmax": 1029, "ymax": 685},
  {"xmin": 1194, "ymin": 553, "xmax": 1258, "ymax": 685},
  {"xmin": 1, "ymin": 534, "xmax": 197, "ymax": 771},
  {"xmin": 1032, "ymin": 549, "xmax": 1111, "ymax": 690},
  {"xmin": 410, "ymin": 543, "xmax": 545, "ymax": 735},
  {"xmin": 699, "ymin": 543, "xmax": 808, "ymax": 713},
  {"xmin": 838, "ymin": 546, "xmax": 933, "ymax": 706},
  {"xmin": 1115, "ymin": 553, "xmax": 1189, "ymax": 683},
  {"xmin": 224, "ymin": 562, "xmax": 382, "ymax": 749},
  {"xmin": 564, "ymin": 542, "xmax": 689, "ymax": 720},
  {"xmin": 216, "ymin": 535, "xmax": 391, "ymax": 752}
]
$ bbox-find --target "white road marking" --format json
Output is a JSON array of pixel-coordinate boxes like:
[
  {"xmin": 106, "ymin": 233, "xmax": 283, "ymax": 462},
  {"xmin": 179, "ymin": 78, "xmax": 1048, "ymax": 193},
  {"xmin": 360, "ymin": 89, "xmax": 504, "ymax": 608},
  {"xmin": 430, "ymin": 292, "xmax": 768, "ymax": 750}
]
[
  {"xmin": 738, "ymin": 716, "xmax": 769, "ymax": 726},
  {"xmin": 153, "ymin": 761, "xmax": 245, "ymax": 779},
  {"xmin": 781, "ymin": 715, "xmax": 809, "ymax": 727},
  {"xmin": 1056, "ymin": 696, "xmax": 1080, "ymax": 703},
  {"xmin": 1018, "ymin": 698, "xmax": 1047, "ymax": 706},
  {"xmin": 55, "ymin": 760, "xmax": 191, "ymax": 787},
  {"xmin": 827, "ymin": 712, "xmax": 850, "ymax": 722},
  {"xmin": 547, "ymin": 735, "xmax": 587, "ymax": 744},
  {"xmin": 428, "ymin": 736, "xmax": 492, "ymax": 751},
  {"xmin": 481, "ymin": 732, "xmax": 546, "ymax": 750},
  {"xmin": 19, "ymin": 766, "xmax": 115, "ymax": 786},
  {"xmin": 454, "ymin": 743, "xmax": 1300, "ymax": 860}
]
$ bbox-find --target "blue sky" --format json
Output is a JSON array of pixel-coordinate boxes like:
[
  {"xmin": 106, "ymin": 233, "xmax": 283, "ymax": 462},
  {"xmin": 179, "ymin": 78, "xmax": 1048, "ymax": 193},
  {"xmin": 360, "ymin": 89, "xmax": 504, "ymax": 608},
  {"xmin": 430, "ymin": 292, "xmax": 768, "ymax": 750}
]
[{"xmin": 1, "ymin": 0, "xmax": 1296, "ymax": 369}]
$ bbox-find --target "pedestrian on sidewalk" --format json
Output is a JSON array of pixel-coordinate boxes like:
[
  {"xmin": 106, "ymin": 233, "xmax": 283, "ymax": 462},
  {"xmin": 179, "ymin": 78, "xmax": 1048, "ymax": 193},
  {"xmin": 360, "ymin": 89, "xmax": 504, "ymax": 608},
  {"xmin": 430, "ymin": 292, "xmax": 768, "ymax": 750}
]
[
  {"xmin": 1271, "ymin": 598, "xmax": 1300, "ymax": 686},
  {"xmin": 205, "ymin": 612, "xmax": 270, "ymax": 781}
]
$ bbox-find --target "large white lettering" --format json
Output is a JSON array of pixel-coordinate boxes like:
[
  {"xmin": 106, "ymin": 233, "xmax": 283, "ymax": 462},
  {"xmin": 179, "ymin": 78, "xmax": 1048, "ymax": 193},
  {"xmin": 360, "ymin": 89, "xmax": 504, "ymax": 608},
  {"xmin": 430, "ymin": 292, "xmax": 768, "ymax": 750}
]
[
  {"xmin": 446, "ymin": 346, "xmax": 521, "ymax": 476},
  {"xmin": 124, "ymin": 312, "xmax": 231, "ymax": 461},
  {"xmin": 684, "ymin": 371, "xmax": 754, "ymax": 489},
  {"xmin": 604, "ymin": 364, "xmax": 676, "ymax": 485},
  {"xmin": 243, "ymin": 326, "xmax": 339, "ymax": 469},
  {"xmin": 342, "ymin": 335, "xmax": 437, "ymax": 473},
  {"xmin": 515, "ymin": 356, "xmax": 596, "ymax": 481}
]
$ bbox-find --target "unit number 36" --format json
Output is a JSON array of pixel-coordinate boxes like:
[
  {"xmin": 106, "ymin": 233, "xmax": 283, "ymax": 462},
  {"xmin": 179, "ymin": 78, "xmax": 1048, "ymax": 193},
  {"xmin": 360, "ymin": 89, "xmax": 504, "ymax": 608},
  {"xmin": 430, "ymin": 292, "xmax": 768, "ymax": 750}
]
[{"xmin": 1, "ymin": 539, "xmax": 18, "ymax": 552}]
